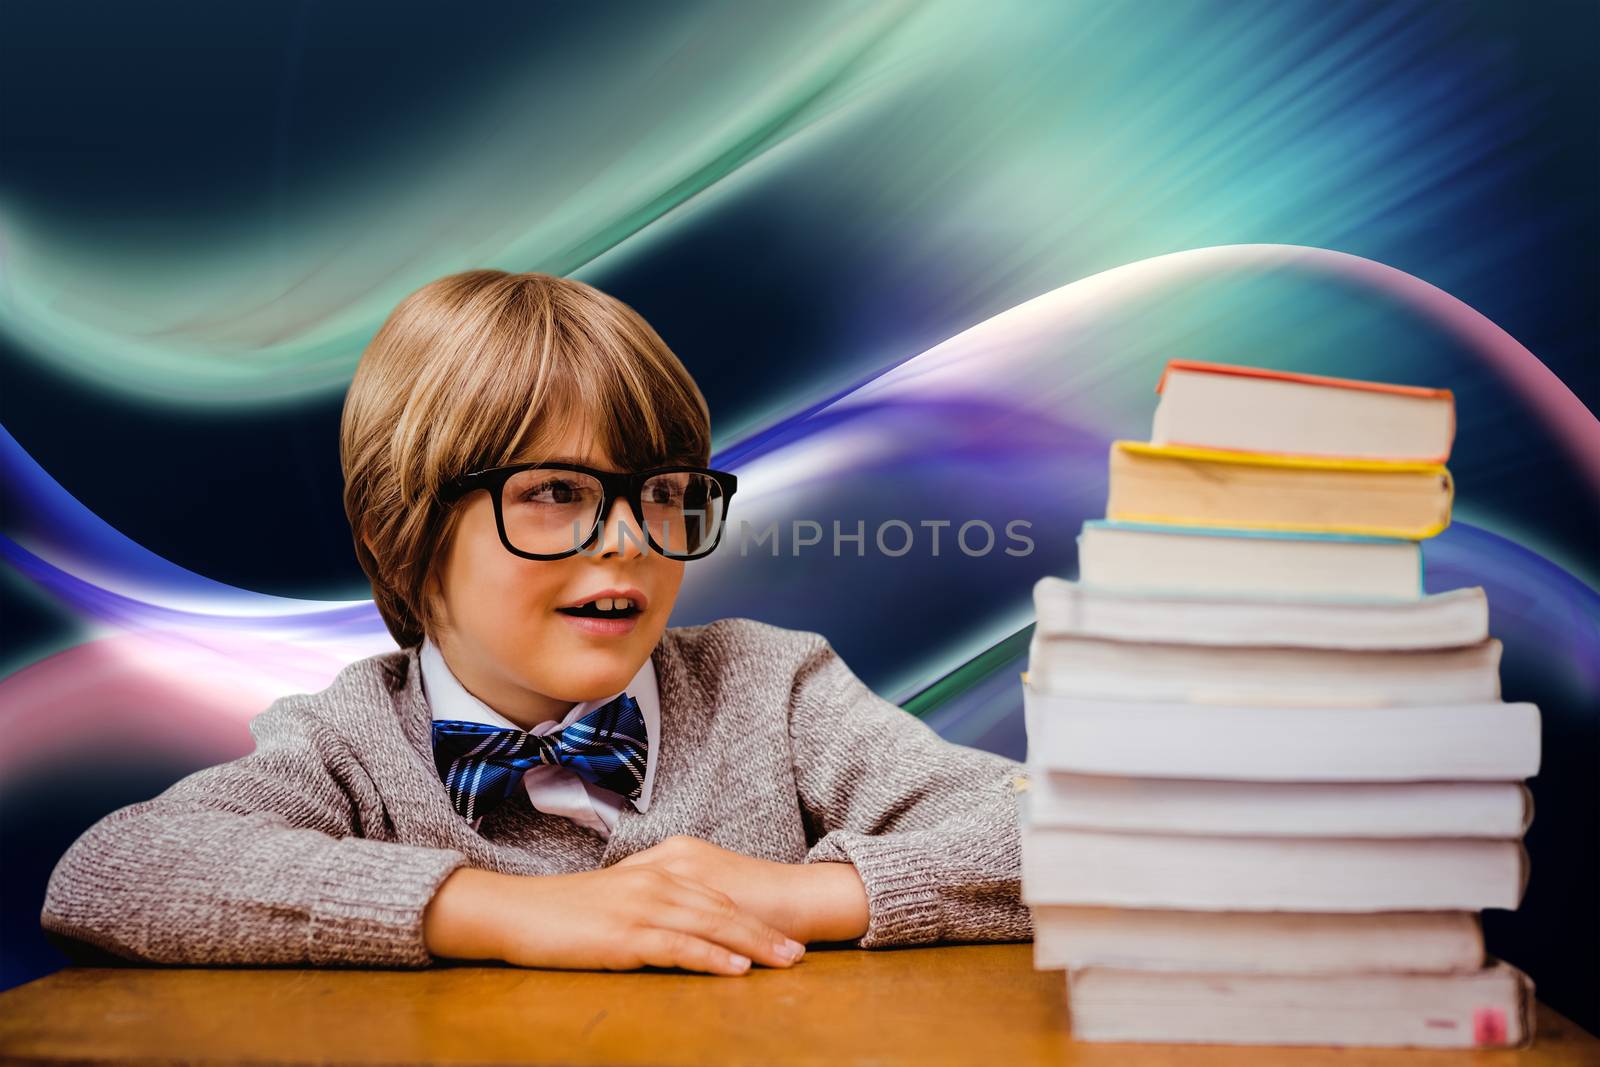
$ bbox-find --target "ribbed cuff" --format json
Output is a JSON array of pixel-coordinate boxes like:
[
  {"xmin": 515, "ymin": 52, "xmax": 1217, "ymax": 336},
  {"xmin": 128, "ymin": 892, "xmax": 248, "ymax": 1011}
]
[
  {"xmin": 804, "ymin": 831, "xmax": 942, "ymax": 948},
  {"xmin": 306, "ymin": 838, "xmax": 469, "ymax": 967}
]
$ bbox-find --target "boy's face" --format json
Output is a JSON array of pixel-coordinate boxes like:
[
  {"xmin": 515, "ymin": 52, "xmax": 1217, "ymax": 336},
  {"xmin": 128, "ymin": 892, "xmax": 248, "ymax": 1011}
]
[{"xmin": 425, "ymin": 422, "xmax": 686, "ymax": 730}]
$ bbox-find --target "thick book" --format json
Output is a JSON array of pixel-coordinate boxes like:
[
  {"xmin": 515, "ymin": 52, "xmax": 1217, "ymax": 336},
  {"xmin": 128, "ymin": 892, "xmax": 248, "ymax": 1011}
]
[
  {"xmin": 1021, "ymin": 688, "xmax": 1541, "ymax": 781},
  {"xmin": 1106, "ymin": 441, "xmax": 1454, "ymax": 539},
  {"xmin": 1019, "ymin": 824, "xmax": 1528, "ymax": 911},
  {"xmin": 1031, "ymin": 906, "xmax": 1484, "ymax": 974},
  {"xmin": 1077, "ymin": 519, "xmax": 1423, "ymax": 600},
  {"xmin": 1025, "ymin": 772, "xmax": 1534, "ymax": 837},
  {"xmin": 1025, "ymin": 634, "xmax": 1503, "ymax": 706},
  {"xmin": 1065, "ymin": 962, "xmax": 1532, "ymax": 1048},
  {"xmin": 1151, "ymin": 359, "xmax": 1456, "ymax": 463},
  {"xmin": 1033, "ymin": 576, "xmax": 1486, "ymax": 649}
]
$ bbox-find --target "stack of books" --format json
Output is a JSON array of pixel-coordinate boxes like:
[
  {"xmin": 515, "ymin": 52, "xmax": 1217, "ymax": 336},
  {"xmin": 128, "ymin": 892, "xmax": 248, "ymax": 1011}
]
[{"xmin": 1020, "ymin": 360, "xmax": 1541, "ymax": 1049}]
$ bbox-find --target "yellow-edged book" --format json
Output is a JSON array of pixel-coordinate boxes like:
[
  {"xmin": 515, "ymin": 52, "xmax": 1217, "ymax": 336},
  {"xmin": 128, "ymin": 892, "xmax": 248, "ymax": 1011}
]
[{"xmin": 1106, "ymin": 441, "xmax": 1453, "ymax": 539}]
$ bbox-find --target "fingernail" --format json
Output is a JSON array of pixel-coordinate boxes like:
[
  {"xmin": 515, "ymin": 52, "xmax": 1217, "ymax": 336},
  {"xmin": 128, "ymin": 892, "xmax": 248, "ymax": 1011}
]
[
  {"xmin": 728, "ymin": 953, "xmax": 751, "ymax": 970},
  {"xmin": 781, "ymin": 939, "xmax": 805, "ymax": 960}
]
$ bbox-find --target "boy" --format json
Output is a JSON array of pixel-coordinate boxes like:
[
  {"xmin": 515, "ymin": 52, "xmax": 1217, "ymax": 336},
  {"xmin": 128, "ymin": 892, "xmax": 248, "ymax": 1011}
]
[{"xmin": 40, "ymin": 271, "xmax": 1032, "ymax": 977}]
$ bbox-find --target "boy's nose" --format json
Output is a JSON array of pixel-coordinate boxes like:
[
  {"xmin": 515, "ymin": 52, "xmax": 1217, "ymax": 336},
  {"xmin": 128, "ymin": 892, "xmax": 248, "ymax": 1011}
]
[{"xmin": 594, "ymin": 495, "xmax": 648, "ymax": 558}]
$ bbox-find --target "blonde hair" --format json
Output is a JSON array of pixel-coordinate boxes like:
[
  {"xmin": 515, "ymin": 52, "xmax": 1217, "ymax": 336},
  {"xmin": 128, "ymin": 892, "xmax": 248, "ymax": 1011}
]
[{"xmin": 340, "ymin": 270, "xmax": 712, "ymax": 649}]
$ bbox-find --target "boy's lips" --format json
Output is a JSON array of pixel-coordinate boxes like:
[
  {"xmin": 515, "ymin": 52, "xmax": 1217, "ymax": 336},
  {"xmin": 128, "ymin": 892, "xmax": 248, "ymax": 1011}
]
[
  {"xmin": 557, "ymin": 611, "xmax": 641, "ymax": 637},
  {"xmin": 555, "ymin": 586, "xmax": 646, "ymax": 637}
]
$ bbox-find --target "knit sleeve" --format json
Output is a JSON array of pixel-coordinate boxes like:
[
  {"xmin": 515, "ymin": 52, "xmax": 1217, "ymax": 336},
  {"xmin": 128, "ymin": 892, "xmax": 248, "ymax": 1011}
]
[
  {"xmin": 39, "ymin": 696, "xmax": 469, "ymax": 969},
  {"xmin": 786, "ymin": 634, "xmax": 1033, "ymax": 949}
]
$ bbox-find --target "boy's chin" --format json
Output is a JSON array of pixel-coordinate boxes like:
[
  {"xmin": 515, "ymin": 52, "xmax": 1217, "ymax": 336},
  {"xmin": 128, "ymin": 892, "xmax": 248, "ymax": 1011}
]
[{"xmin": 541, "ymin": 638, "xmax": 650, "ymax": 697}]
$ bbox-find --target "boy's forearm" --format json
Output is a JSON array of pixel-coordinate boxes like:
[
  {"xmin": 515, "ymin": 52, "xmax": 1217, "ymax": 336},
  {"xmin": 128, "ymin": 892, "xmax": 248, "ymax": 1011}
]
[
  {"xmin": 422, "ymin": 866, "xmax": 512, "ymax": 961},
  {"xmin": 790, "ymin": 861, "xmax": 871, "ymax": 943},
  {"xmin": 40, "ymin": 798, "xmax": 469, "ymax": 968}
]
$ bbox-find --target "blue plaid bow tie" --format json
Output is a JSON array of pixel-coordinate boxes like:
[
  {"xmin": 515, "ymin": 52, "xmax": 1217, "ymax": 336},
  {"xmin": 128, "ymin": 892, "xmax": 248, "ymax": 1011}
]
[{"xmin": 431, "ymin": 692, "xmax": 647, "ymax": 822}]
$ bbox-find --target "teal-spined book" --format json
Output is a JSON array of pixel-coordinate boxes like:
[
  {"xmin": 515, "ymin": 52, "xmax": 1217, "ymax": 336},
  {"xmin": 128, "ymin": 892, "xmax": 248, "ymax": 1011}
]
[{"xmin": 1076, "ymin": 519, "xmax": 1424, "ymax": 599}]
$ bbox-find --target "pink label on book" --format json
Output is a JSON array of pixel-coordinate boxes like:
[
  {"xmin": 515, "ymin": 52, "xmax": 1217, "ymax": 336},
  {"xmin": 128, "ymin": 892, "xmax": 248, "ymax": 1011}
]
[{"xmin": 1473, "ymin": 1007, "xmax": 1508, "ymax": 1046}]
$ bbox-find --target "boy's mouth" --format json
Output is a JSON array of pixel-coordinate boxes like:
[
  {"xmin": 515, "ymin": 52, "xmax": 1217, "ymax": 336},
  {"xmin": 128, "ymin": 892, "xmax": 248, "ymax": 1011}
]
[
  {"xmin": 556, "ymin": 595, "xmax": 644, "ymax": 621},
  {"xmin": 556, "ymin": 593, "xmax": 645, "ymax": 638}
]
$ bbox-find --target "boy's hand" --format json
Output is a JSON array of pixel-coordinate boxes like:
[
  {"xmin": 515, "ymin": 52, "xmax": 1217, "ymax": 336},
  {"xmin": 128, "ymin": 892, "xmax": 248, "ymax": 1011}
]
[
  {"xmin": 422, "ymin": 864, "xmax": 806, "ymax": 976},
  {"xmin": 611, "ymin": 835, "xmax": 870, "ymax": 944}
]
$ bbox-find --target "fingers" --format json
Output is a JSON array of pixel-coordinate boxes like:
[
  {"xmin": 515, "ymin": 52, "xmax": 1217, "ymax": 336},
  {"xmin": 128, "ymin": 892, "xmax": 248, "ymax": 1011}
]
[
  {"xmin": 633, "ymin": 927, "xmax": 755, "ymax": 977},
  {"xmin": 614, "ymin": 867, "xmax": 806, "ymax": 974},
  {"xmin": 625, "ymin": 863, "xmax": 741, "ymax": 915},
  {"xmin": 651, "ymin": 866, "xmax": 736, "ymax": 909},
  {"xmin": 653, "ymin": 899, "xmax": 805, "ymax": 971},
  {"xmin": 649, "ymin": 870, "xmax": 805, "ymax": 963}
]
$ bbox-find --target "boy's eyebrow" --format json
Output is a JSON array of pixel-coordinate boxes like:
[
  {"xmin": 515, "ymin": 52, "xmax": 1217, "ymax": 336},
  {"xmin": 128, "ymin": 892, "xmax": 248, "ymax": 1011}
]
[{"xmin": 515, "ymin": 454, "xmax": 616, "ymax": 468}]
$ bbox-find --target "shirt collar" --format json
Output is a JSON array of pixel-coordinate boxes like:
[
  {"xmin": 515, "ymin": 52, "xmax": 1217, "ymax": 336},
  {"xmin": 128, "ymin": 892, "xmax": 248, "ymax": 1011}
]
[{"xmin": 419, "ymin": 634, "xmax": 660, "ymax": 812}]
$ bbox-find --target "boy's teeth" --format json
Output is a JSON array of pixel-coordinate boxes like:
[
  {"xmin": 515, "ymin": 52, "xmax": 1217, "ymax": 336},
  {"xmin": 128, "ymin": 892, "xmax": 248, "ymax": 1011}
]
[{"xmin": 583, "ymin": 597, "xmax": 634, "ymax": 611}]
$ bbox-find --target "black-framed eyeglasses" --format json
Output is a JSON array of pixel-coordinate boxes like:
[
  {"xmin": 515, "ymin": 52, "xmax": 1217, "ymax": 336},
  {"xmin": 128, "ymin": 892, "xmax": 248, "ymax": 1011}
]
[{"xmin": 439, "ymin": 462, "xmax": 739, "ymax": 561}]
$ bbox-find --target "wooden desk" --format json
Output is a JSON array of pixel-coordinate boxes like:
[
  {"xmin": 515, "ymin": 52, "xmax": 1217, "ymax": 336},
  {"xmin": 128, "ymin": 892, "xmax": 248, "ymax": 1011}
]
[{"xmin": 0, "ymin": 944, "xmax": 1594, "ymax": 1065}]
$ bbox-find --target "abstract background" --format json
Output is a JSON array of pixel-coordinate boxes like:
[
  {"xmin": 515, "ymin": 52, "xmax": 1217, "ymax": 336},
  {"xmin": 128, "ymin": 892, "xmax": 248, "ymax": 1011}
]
[{"xmin": 2, "ymin": 0, "xmax": 1595, "ymax": 1029}]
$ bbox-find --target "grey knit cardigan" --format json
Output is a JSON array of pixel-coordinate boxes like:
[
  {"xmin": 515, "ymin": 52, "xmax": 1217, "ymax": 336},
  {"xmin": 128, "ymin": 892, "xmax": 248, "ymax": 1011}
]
[{"xmin": 40, "ymin": 617, "xmax": 1032, "ymax": 967}]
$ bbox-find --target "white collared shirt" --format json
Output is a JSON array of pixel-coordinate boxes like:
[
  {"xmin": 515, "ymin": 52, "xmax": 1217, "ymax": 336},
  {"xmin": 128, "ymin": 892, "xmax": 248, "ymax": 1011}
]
[{"xmin": 419, "ymin": 635, "xmax": 658, "ymax": 837}]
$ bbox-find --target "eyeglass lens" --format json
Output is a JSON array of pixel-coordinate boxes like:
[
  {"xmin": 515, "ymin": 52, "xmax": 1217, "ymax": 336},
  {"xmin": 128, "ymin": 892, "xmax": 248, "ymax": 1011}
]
[{"xmin": 499, "ymin": 469, "xmax": 726, "ymax": 557}]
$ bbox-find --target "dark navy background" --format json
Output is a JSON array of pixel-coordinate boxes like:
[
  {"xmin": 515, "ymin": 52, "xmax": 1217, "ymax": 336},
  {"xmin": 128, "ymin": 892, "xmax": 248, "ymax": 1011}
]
[{"xmin": 2, "ymin": 0, "xmax": 1595, "ymax": 1030}]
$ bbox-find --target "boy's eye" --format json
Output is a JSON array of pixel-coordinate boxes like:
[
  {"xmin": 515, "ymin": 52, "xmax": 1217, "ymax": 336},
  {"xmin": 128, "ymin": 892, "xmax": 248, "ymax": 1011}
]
[
  {"xmin": 645, "ymin": 483, "xmax": 683, "ymax": 505},
  {"xmin": 519, "ymin": 478, "xmax": 596, "ymax": 505}
]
